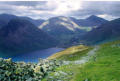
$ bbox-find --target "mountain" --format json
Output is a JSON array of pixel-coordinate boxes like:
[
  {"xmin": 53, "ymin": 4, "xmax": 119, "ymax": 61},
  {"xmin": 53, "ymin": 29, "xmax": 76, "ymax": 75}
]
[
  {"xmin": 0, "ymin": 14, "xmax": 17, "ymax": 28},
  {"xmin": 0, "ymin": 14, "xmax": 45, "ymax": 29},
  {"xmin": 80, "ymin": 18, "xmax": 120, "ymax": 45},
  {"xmin": 0, "ymin": 14, "xmax": 109, "ymax": 47},
  {"xmin": 20, "ymin": 17, "xmax": 45, "ymax": 26},
  {"xmin": 39, "ymin": 16, "xmax": 91, "ymax": 45},
  {"xmin": 70, "ymin": 15, "xmax": 108, "ymax": 27},
  {"xmin": 0, "ymin": 18, "xmax": 58, "ymax": 55}
]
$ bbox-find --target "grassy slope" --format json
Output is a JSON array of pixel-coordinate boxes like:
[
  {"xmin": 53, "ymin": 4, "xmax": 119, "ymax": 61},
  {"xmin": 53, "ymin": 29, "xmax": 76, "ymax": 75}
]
[
  {"xmin": 42, "ymin": 45, "xmax": 93, "ymax": 81},
  {"xmin": 43, "ymin": 40, "xmax": 120, "ymax": 81},
  {"xmin": 74, "ymin": 40, "xmax": 120, "ymax": 81},
  {"xmin": 48, "ymin": 45, "xmax": 92, "ymax": 61}
]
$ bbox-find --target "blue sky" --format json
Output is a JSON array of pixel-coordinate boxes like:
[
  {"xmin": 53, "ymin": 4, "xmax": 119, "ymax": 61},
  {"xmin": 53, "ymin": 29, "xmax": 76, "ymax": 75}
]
[{"xmin": 0, "ymin": 1, "xmax": 120, "ymax": 20}]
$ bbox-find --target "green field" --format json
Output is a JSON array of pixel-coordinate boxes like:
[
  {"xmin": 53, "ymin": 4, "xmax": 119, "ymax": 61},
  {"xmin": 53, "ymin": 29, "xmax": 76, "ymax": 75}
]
[{"xmin": 44, "ymin": 40, "xmax": 120, "ymax": 81}]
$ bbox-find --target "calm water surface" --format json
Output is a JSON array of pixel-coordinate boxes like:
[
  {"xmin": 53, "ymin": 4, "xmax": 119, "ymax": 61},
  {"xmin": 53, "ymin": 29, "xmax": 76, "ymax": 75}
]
[{"xmin": 2, "ymin": 48, "xmax": 64, "ymax": 63}]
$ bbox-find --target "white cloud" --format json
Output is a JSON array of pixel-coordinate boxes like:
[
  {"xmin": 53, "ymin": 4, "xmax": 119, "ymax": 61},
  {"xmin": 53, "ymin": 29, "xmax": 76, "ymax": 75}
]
[
  {"xmin": 0, "ymin": 1, "xmax": 119, "ymax": 20},
  {"xmin": 98, "ymin": 14, "xmax": 118, "ymax": 20},
  {"xmin": 48, "ymin": 0, "xmax": 83, "ymax": 15}
]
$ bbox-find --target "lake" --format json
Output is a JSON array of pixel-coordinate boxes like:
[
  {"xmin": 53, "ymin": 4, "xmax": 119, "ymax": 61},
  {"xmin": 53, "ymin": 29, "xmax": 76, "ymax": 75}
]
[{"xmin": 1, "ymin": 48, "xmax": 64, "ymax": 63}]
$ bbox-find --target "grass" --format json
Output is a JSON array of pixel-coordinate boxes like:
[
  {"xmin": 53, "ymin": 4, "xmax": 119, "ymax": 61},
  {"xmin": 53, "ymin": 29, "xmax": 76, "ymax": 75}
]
[
  {"xmin": 45, "ymin": 40, "xmax": 120, "ymax": 81},
  {"xmin": 74, "ymin": 40, "xmax": 120, "ymax": 81},
  {"xmin": 56, "ymin": 47, "xmax": 92, "ymax": 61},
  {"xmin": 48, "ymin": 45, "xmax": 91, "ymax": 61},
  {"xmin": 42, "ymin": 64, "xmax": 83, "ymax": 81},
  {"xmin": 42, "ymin": 45, "xmax": 93, "ymax": 81}
]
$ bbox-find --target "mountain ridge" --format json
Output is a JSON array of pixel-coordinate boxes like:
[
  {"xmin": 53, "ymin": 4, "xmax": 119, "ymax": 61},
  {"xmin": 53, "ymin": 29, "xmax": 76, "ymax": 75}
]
[
  {"xmin": 0, "ymin": 18, "xmax": 58, "ymax": 55},
  {"xmin": 80, "ymin": 18, "xmax": 120, "ymax": 45},
  {"xmin": 0, "ymin": 13, "xmax": 45, "ymax": 29},
  {"xmin": 70, "ymin": 15, "xmax": 108, "ymax": 27}
]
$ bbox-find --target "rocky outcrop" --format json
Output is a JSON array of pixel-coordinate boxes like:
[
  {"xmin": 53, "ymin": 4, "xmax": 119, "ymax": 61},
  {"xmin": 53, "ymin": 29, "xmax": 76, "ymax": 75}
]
[{"xmin": 0, "ymin": 58, "xmax": 62, "ymax": 81}]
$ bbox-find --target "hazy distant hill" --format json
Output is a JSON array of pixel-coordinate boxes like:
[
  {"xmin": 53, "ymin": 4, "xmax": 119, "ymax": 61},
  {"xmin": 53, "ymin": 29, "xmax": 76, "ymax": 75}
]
[
  {"xmin": 0, "ymin": 18, "xmax": 58, "ymax": 55},
  {"xmin": 70, "ymin": 15, "xmax": 108, "ymax": 27},
  {"xmin": 80, "ymin": 18, "xmax": 120, "ymax": 45}
]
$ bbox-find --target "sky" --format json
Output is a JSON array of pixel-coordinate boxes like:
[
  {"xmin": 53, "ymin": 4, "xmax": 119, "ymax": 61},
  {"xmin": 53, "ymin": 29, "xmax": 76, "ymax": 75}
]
[{"xmin": 0, "ymin": 0, "xmax": 120, "ymax": 20}]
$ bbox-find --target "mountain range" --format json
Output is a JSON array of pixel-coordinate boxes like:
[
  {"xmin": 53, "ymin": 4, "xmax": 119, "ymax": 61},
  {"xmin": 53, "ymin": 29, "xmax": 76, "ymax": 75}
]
[
  {"xmin": 39, "ymin": 15, "xmax": 108, "ymax": 45},
  {"xmin": 70, "ymin": 15, "xmax": 108, "ymax": 27},
  {"xmin": 1, "ymin": 13, "xmax": 118, "ymax": 55},
  {"xmin": 39, "ymin": 16, "xmax": 88, "ymax": 44}
]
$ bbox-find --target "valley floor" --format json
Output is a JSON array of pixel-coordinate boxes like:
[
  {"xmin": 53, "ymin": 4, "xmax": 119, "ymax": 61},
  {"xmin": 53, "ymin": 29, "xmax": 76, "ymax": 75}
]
[{"xmin": 43, "ymin": 41, "xmax": 120, "ymax": 81}]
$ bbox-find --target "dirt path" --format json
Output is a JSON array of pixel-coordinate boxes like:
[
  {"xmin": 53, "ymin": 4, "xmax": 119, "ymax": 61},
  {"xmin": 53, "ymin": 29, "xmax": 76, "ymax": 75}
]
[{"xmin": 63, "ymin": 46, "xmax": 100, "ymax": 65}]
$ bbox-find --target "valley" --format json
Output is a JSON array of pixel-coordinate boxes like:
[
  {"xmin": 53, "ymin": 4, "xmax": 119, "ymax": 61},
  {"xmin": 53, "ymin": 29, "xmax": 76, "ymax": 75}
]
[
  {"xmin": 0, "ymin": 14, "xmax": 109, "ymax": 56},
  {"xmin": 0, "ymin": 11, "xmax": 120, "ymax": 81},
  {"xmin": 0, "ymin": 1, "xmax": 120, "ymax": 81}
]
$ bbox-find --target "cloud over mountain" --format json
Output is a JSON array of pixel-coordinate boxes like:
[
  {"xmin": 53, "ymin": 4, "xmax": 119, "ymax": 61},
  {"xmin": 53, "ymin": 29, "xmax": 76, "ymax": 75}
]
[{"xmin": 0, "ymin": 1, "xmax": 119, "ymax": 20}]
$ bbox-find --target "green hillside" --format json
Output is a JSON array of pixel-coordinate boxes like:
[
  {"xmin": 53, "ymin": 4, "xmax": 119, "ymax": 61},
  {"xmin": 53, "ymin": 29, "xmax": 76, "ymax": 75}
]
[
  {"xmin": 48, "ymin": 45, "xmax": 92, "ymax": 60},
  {"xmin": 74, "ymin": 40, "xmax": 120, "ymax": 81},
  {"xmin": 44, "ymin": 40, "xmax": 120, "ymax": 81}
]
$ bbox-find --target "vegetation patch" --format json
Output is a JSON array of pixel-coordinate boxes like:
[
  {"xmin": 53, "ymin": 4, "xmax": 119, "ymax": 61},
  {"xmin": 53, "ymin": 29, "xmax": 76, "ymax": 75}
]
[
  {"xmin": 0, "ymin": 58, "xmax": 62, "ymax": 81},
  {"xmin": 73, "ymin": 41, "xmax": 120, "ymax": 81},
  {"xmin": 45, "ymin": 41, "xmax": 120, "ymax": 81},
  {"xmin": 48, "ymin": 45, "xmax": 91, "ymax": 60}
]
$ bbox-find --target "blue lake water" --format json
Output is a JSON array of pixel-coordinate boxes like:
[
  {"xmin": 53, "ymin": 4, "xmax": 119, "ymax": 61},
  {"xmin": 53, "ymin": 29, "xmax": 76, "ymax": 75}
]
[{"xmin": 2, "ymin": 48, "xmax": 64, "ymax": 63}]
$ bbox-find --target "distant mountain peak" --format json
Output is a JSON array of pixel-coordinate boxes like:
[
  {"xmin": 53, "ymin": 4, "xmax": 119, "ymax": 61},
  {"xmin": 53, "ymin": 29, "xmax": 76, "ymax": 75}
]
[
  {"xmin": 39, "ymin": 16, "xmax": 85, "ymax": 32},
  {"xmin": 81, "ymin": 18, "xmax": 120, "ymax": 45},
  {"xmin": 87, "ymin": 15, "xmax": 101, "ymax": 20},
  {"xmin": 89, "ymin": 15, "xmax": 97, "ymax": 17}
]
